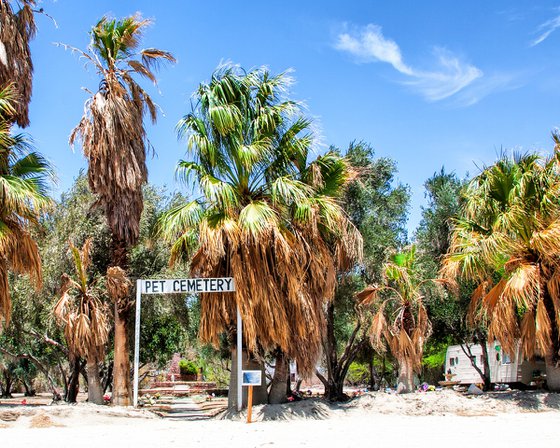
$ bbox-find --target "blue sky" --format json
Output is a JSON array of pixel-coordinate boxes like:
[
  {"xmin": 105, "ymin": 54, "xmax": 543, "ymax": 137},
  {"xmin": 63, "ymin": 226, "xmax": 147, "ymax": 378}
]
[{"xmin": 24, "ymin": 0, "xmax": 560, "ymax": 233}]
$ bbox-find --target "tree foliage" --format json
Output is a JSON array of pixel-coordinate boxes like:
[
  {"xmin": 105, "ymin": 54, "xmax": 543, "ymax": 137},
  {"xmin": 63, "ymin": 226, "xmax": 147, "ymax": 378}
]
[{"xmin": 159, "ymin": 65, "xmax": 362, "ymax": 378}]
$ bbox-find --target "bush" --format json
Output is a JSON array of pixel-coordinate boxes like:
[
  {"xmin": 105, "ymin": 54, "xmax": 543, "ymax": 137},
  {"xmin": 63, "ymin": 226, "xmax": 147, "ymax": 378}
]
[
  {"xmin": 346, "ymin": 362, "xmax": 369, "ymax": 386},
  {"xmin": 179, "ymin": 359, "xmax": 198, "ymax": 375}
]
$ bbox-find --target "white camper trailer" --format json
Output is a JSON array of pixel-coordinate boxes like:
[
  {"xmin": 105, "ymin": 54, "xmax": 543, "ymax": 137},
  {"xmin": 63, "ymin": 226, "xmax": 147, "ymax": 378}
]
[{"xmin": 445, "ymin": 342, "xmax": 545, "ymax": 386}]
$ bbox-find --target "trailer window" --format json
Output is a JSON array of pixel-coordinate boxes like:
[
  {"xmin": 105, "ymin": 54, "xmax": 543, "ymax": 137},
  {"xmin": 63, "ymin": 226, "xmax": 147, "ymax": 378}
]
[
  {"xmin": 450, "ymin": 358, "xmax": 455, "ymax": 366},
  {"xmin": 502, "ymin": 353, "xmax": 511, "ymax": 365}
]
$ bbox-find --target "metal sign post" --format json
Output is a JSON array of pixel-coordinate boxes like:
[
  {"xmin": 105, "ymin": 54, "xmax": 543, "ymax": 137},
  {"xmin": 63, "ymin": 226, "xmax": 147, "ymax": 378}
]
[
  {"xmin": 132, "ymin": 277, "xmax": 236, "ymax": 408},
  {"xmin": 236, "ymin": 304, "xmax": 242, "ymax": 412}
]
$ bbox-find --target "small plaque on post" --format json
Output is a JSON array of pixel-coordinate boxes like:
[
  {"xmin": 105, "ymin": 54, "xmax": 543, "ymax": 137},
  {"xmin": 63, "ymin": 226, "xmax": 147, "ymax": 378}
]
[{"xmin": 242, "ymin": 370, "xmax": 262, "ymax": 386}]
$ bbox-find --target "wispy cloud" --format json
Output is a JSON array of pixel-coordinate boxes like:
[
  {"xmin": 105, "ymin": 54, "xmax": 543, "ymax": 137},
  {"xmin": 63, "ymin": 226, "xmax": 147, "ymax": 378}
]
[
  {"xmin": 452, "ymin": 73, "xmax": 525, "ymax": 107},
  {"xmin": 335, "ymin": 24, "xmax": 414, "ymax": 75},
  {"xmin": 530, "ymin": 14, "xmax": 560, "ymax": 46},
  {"xmin": 334, "ymin": 24, "xmax": 484, "ymax": 103}
]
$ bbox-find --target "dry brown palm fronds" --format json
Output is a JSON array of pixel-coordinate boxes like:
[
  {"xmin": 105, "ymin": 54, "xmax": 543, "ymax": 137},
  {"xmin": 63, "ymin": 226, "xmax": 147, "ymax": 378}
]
[
  {"xmin": 535, "ymin": 298, "xmax": 552, "ymax": 356},
  {"xmin": 520, "ymin": 310, "xmax": 536, "ymax": 360},
  {"xmin": 529, "ymin": 219, "xmax": 560, "ymax": 257},
  {"xmin": 194, "ymin": 224, "xmax": 335, "ymax": 377},
  {"xmin": 0, "ymin": 220, "xmax": 42, "ymax": 286},
  {"xmin": 0, "ymin": 0, "xmax": 36, "ymax": 127},
  {"xmin": 70, "ymin": 90, "xmax": 147, "ymax": 247},
  {"xmin": 359, "ymin": 247, "xmax": 431, "ymax": 376},
  {"xmin": 547, "ymin": 271, "xmax": 560, "ymax": 332},
  {"xmin": 106, "ymin": 266, "xmax": 132, "ymax": 312},
  {"xmin": 368, "ymin": 308, "xmax": 388, "ymax": 352},
  {"xmin": 0, "ymin": 260, "xmax": 11, "ymax": 330},
  {"xmin": 53, "ymin": 241, "xmax": 110, "ymax": 360},
  {"xmin": 482, "ymin": 278, "xmax": 507, "ymax": 314},
  {"xmin": 503, "ymin": 262, "xmax": 540, "ymax": 311},
  {"xmin": 488, "ymin": 297, "xmax": 519, "ymax": 357},
  {"xmin": 466, "ymin": 280, "xmax": 490, "ymax": 326},
  {"xmin": 0, "ymin": 217, "xmax": 43, "ymax": 329}
]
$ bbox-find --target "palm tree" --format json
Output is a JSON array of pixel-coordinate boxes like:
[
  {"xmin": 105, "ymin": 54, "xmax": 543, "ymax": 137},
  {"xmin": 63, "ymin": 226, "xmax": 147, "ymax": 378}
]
[
  {"xmin": 358, "ymin": 246, "xmax": 432, "ymax": 393},
  {"xmin": 69, "ymin": 15, "xmax": 175, "ymax": 405},
  {"xmin": 0, "ymin": 84, "xmax": 52, "ymax": 330},
  {"xmin": 0, "ymin": 0, "xmax": 37, "ymax": 127},
  {"xmin": 158, "ymin": 65, "xmax": 361, "ymax": 405},
  {"xmin": 54, "ymin": 239, "xmax": 110, "ymax": 405},
  {"xmin": 441, "ymin": 148, "xmax": 560, "ymax": 391}
]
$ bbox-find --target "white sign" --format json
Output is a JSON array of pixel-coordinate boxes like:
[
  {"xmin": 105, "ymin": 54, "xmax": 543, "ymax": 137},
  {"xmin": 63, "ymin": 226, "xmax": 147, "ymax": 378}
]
[
  {"xmin": 139, "ymin": 277, "xmax": 235, "ymax": 294},
  {"xmin": 242, "ymin": 370, "xmax": 262, "ymax": 386}
]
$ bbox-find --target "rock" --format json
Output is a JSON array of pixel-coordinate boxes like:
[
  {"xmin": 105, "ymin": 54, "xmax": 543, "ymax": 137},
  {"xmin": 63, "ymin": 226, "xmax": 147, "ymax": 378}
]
[
  {"xmin": 467, "ymin": 384, "xmax": 483, "ymax": 395},
  {"xmin": 396, "ymin": 383, "xmax": 407, "ymax": 394}
]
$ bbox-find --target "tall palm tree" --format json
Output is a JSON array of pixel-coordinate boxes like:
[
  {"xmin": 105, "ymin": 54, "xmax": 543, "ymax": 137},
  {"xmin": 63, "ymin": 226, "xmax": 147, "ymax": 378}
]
[
  {"xmin": 0, "ymin": 84, "xmax": 52, "ymax": 330},
  {"xmin": 54, "ymin": 239, "xmax": 110, "ymax": 405},
  {"xmin": 0, "ymin": 0, "xmax": 37, "ymax": 127},
  {"xmin": 441, "ymin": 148, "xmax": 560, "ymax": 390},
  {"xmin": 158, "ymin": 65, "xmax": 362, "ymax": 405},
  {"xmin": 358, "ymin": 246, "xmax": 432, "ymax": 393},
  {"xmin": 69, "ymin": 15, "xmax": 175, "ymax": 405}
]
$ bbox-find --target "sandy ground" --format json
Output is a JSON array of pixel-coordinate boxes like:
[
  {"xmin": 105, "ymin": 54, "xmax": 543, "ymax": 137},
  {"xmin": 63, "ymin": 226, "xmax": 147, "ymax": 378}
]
[{"xmin": 1, "ymin": 390, "xmax": 559, "ymax": 447}]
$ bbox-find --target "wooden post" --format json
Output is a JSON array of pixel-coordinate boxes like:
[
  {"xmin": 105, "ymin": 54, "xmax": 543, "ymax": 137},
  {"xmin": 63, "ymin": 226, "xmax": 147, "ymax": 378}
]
[{"xmin": 246, "ymin": 385, "xmax": 253, "ymax": 423}]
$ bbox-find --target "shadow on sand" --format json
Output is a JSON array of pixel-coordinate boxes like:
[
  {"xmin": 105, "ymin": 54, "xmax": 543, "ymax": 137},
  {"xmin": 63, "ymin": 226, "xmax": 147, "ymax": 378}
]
[
  {"xmin": 488, "ymin": 391, "xmax": 560, "ymax": 411},
  {"xmin": 219, "ymin": 398, "xmax": 338, "ymax": 421}
]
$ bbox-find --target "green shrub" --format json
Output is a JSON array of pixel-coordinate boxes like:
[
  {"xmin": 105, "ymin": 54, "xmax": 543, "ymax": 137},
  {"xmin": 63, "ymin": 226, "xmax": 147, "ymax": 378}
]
[
  {"xmin": 179, "ymin": 359, "xmax": 198, "ymax": 375},
  {"xmin": 346, "ymin": 362, "xmax": 369, "ymax": 386}
]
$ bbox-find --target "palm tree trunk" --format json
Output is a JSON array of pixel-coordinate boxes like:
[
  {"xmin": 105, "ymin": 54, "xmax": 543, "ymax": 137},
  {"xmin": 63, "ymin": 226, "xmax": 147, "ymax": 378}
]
[
  {"xmin": 111, "ymin": 237, "xmax": 131, "ymax": 406},
  {"xmin": 66, "ymin": 357, "xmax": 81, "ymax": 403},
  {"xmin": 545, "ymin": 349, "xmax": 560, "ymax": 392},
  {"xmin": 228, "ymin": 347, "xmax": 267, "ymax": 409},
  {"xmin": 113, "ymin": 301, "xmax": 131, "ymax": 406},
  {"xmin": 1, "ymin": 370, "xmax": 13, "ymax": 398},
  {"xmin": 397, "ymin": 357, "xmax": 414, "ymax": 393},
  {"xmin": 86, "ymin": 356, "xmax": 104, "ymax": 405},
  {"xmin": 269, "ymin": 350, "xmax": 289, "ymax": 404}
]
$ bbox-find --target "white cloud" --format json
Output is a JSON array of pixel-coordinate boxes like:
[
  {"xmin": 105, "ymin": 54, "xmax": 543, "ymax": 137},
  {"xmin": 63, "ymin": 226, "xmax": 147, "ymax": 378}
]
[
  {"xmin": 334, "ymin": 24, "xmax": 483, "ymax": 103},
  {"xmin": 335, "ymin": 24, "xmax": 413, "ymax": 75},
  {"xmin": 452, "ymin": 73, "xmax": 524, "ymax": 107},
  {"xmin": 402, "ymin": 48, "xmax": 482, "ymax": 101},
  {"xmin": 530, "ymin": 14, "xmax": 560, "ymax": 46}
]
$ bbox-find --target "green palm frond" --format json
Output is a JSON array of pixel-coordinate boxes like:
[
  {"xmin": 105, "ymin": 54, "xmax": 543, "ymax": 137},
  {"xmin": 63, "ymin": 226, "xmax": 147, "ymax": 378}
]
[
  {"xmin": 239, "ymin": 200, "xmax": 278, "ymax": 237},
  {"xmin": 157, "ymin": 200, "xmax": 204, "ymax": 240},
  {"xmin": 270, "ymin": 176, "xmax": 312, "ymax": 206},
  {"xmin": 0, "ymin": 86, "xmax": 53, "ymax": 328}
]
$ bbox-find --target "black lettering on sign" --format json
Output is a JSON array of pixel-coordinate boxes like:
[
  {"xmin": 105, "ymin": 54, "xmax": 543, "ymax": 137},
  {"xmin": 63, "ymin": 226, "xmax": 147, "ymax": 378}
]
[
  {"xmin": 173, "ymin": 280, "xmax": 180, "ymax": 292},
  {"xmin": 152, "ymin": 281, "xmax": 159, "ymax": 293},
  {"xmin": 180, "ymin": 279, "xmax": 187, "ymax": 292},
  {"xmin": 216, "ymin": 278, "xmax": 224, "ymax": 291},
  {"xmin": 187, "ymin": 279, "xmax": 197, "ymax": 292},
  {"xmin": 209, "ymin": 278, "xmax": 217, "ymax": 291},
  {"xmin": 195, "ymin": 279, "xmax": 202, "ymax": 292},
  {"xmin": 145, "ymin": 281, "xmax": 151, "ymax": 293},
  {"xmin": 224, "ymin": 278, "xmax": 233, "ymax": 291}
]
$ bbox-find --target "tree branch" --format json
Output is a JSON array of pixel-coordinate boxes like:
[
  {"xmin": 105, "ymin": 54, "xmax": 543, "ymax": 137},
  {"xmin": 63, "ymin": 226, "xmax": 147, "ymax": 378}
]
[
  {"xmin": 459, "ymin": 342, "xmax": 486, "ymax": 384},
  {"xmin": 0, "ymin": 347, "xmax": 58, "ymax": 393},
  {"xmin": 315, "ymin": 369, "xmax": 328, "ymax": 388}
]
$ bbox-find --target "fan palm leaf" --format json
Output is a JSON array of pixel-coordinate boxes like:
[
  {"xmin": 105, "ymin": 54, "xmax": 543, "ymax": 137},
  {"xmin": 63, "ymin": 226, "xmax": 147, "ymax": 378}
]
[
  {"xmin": 442, "ymin": 148, "xmax": 560, "ymax": 373},
  {"xmin": 159, "ymin": 65, "xmax": 362, "ymax": 376},
  {"xmin": 0, "ymin": 84, "xmax": 52, "ymax": 330}
]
